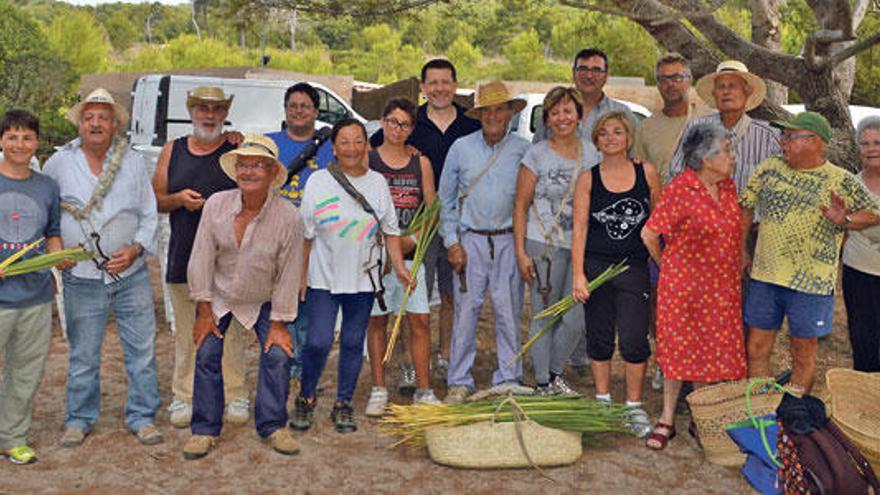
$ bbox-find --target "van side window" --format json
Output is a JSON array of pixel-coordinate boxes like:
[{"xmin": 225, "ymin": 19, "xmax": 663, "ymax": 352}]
[
  {"xmin": 530, "ymin": 106, "xmax": 544, "ymax": 134},
  {"xmin": 317, "ymin": 89, "xmax": 350, "ymax": 125}
]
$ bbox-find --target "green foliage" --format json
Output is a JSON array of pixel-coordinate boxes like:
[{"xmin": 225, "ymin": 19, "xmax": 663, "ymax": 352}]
[
  {"xmin": 113, "ymin": 45, "xmax": 173, "ymax": 72},
  {"xmin": 0, "ymin": 1, "xmax": 76, "ymax": 154},
  {"xmin": 853, "ymin": 15, "xmax": 880, "ymax": 107},
  {"xmin": 446, "ymin": 36, "xmax": 482, "ymax": 84},
  {"xmin": 103, "ymin": 9, "xmax": 140, "ymax": 52},
  {"xmin": 45, "ymin": 8, "xmax": 111, "ymax": 75},
  {"xmin": 265, "ymin": 46, "xmax": 335, "ymax": 74},
  {"xmin": 341, "ymin": 24, "xmax": 425, "ymax": 84},
  {"xmin": 501, "ymin": 29, "xmax": 548, "ymax": 80},
  {"xmin": 165, "ymin": 35, "xmax": 251, "ymax": 68}
]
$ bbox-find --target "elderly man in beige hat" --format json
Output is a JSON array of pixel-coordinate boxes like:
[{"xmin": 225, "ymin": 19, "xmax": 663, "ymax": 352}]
[
  {"xmin": 183, "ymin": 134, "xmax": 303, "ymax": 459},
  {"xmin": 43, "ymin": 88, "xmax": 162, "ymax": 448},
  {"xmin": 437, "ymin": 80, "xmax": 532, "ymax": 403},
  {"xmin": 668, "ymin": 60, "xmax": 781, "ymax": 192},
  {"xmin": 152, "ymin": 86, "xmax": 251, "ymax": 428}
]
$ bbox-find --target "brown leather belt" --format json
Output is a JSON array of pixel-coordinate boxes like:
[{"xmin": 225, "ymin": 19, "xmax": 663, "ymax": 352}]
[{"xmin": 469, "ymin": 227, "xmax": 513, "ymax": 236}]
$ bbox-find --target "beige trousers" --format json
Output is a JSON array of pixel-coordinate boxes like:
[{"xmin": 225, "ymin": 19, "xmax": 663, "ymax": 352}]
[{"xmin": 169, "ymin": 283, "xmax": 247, "ymax": 403}]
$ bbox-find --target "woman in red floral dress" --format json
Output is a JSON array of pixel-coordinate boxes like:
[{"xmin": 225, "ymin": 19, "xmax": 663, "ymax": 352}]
[{"xmin": 641, "ymin": 122, "xmax": 747, "ymax": 450}]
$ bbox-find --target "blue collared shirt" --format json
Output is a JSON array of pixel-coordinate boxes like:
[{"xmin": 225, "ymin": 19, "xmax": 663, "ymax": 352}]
[
  {"xmin": 438, "ymin": 131, "xmax": 530, "ymax": 247},
  {"xmin": 43, "ymin": 138, "xmax": 158, "ymax": 283}
]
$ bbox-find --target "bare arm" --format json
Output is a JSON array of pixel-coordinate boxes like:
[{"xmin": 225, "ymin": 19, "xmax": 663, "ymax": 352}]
[
  {"xmin": 152, "ymin": 141, "xmax": 204, "ymax": 213},
  {"xmin": 741, "ymin": 206, "xmax": 754, "ymax": 273},
  {"xmin": 641, "ymin": 226, "xmax": 663, "ymax": 267},
  {"xmin": 385, "ymin": 235, "xmax": 414, "ymax": 289},
  {"xmin": 643, "ymin": 161, "xmax": 662, "ymax": 210},
  {"xmin": 571, "ymin": 170, "xmax": 593, "ymax": 302},
  {"xmin": 513, "ymin": 166, "xmax": 537, "ymax": 284}
]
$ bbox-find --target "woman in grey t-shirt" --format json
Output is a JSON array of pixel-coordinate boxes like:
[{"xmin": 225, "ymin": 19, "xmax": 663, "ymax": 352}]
[{"xmin": 513, "ymin": 87, "xmax": 597, "ymax": 394}]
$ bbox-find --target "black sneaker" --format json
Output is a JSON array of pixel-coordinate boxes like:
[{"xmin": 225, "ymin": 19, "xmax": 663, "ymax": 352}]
[
  {"xmin": 289, "ymin": 396, "xmax": 315, "ymax": 431},
  {"xmin": 330, "ymin": 401, "xmax": 357, "ymax": 434}
]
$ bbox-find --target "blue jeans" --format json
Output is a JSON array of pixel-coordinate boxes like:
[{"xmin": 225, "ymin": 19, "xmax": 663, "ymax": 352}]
[
  {"xmin": 285, "ymin": 297, "xmax": 309, "ymax": 380},
  {"xmin": 300, "ymin": 289, "xmax": 373, "ymax": 402},
  {"xmin": 63, "ymin": 266, "xmax": 160, "ymax": 431},
  {"xmin": 192, "ymin": 303, "xmax": 291, "ymax": 438}
]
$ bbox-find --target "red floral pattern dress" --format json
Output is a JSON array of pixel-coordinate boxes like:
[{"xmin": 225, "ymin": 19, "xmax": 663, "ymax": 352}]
[{"xmin": 645, "ymin": 167, "xmax": 746, "ymax": 382}]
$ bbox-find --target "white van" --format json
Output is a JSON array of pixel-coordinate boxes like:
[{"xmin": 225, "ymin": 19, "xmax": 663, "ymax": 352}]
[
  {"xmin": 510, "ymin": 92, "xmax": 652, "ymax": 142},
  {"xmin": 129, "ymin": 74, "xmax": 372, "ymax": 162}
]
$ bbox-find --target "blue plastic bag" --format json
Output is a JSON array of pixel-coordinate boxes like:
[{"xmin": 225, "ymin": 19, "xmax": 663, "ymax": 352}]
[{"xmin": 727, "ymin": 414, "xmax": 781, "ymax": 495}]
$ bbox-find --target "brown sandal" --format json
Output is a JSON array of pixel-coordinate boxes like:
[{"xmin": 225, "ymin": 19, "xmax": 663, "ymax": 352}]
[{"xmin": 646, "ymin": 422, "xmax": 676, "ymax": 450}]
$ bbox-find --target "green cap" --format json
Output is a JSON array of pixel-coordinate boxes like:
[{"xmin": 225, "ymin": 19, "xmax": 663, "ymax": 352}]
[{"xmin": 772, "ymin": 111, "xmax": 832, "ymax": 143}]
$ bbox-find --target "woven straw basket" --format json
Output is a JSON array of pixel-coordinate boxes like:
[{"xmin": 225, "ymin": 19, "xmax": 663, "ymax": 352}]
[
  {"xmin": 425, "ymin": 420, "xmax": 582, "ymax": 469},
  {"xmin": 826, "ymin": 368, "xmax": 880, "ymax": 473},
  {"xmin": 686, "ymin": 378, "xmax": 784, "ymax": 466}
]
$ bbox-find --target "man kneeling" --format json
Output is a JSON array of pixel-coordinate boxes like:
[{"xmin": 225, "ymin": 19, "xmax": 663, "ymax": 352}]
[{"xmin": 184, "ymin": 135, "xmax": 304, "ymax": 459}]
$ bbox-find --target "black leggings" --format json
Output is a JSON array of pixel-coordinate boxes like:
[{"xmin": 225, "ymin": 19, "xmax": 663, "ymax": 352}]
[
  {"xmin": 842, "ymin": 265, "xmax": 880, "ymax": 372},
  {"xmin": 582, "ymin": 258, "xmax": 651, "ymax": 363}
]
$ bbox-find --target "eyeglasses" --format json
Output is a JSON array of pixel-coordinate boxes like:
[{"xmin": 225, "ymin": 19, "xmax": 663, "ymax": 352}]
[
  {"xmin": 383, "ymin": 118, "xmax": 413, "ymax": 130},
  {"xmin": 658, "ymin": 74, "xmax": 690, "ymax": 83},
  {"xmin": 286, "ymin": 103, "xmax": 315, "ymax": 111},
  {"xmin": 574, "ymin": 66, "xmax": 607, "ymax": 75},
  {"xmin": 781, "ymin": 133, "xmax": 816, "ymax": 141},
  {"xmin": 234, "ymin": 161, "xmax": 274, "ymax": 171}
]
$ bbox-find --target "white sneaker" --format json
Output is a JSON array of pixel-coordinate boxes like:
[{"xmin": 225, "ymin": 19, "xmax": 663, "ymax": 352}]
[
  {"xmin": 549, "ymin": 376, "xmax": 576, "ymax": 395},
  {"xmin": 365, "ymin": 387, "xmax": 389, "ymax": 417},
  {"xmin": 625, "ymin": 406, "xmax": 652, "ymax": 439},
  {"xmin": 413, "ymin": 388, "xmax": 441, "ymax": 405},
  {"xmin": 224, "ymin": 398, "xmax": 250, "ymax": 425},
  {"xmin": 168, "ymin": 399, "xmax": 192, "ymax": 428}
]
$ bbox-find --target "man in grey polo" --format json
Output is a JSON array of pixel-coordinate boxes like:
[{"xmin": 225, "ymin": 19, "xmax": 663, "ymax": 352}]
[{"xmin": 438, "ymin": 81, "xmax": 531, "ymax": 403}]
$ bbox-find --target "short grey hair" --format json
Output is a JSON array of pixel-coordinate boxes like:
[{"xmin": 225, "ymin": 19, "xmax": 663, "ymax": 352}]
[
  {"xmin": 857, "ymin": 116, "xmax": 880, "ymax": 142},
  {"xmin": 681, "ymin": 122, "xmax": 730, "ymax": 171},
  {"xmin": 654, "ymin": 52, "xmax": 692, "ymax": 81}
]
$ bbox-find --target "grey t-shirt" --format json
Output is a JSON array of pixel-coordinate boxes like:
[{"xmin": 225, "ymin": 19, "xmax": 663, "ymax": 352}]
[
  {"xmin": 0, "ymin": 171, "xmax": 61, "ymax": 308},
  {"xmin": 521, "ymin": 140, "xmax": 598, "ymax": 248}
]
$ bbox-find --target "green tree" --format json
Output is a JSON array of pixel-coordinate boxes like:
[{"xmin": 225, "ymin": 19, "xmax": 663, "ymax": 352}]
[
  {"xmin": 501, "ymin": 29, "xmax": 547, "ymax": 80},
  {"xmin": 446, "ymin": 35, "xmax": 482, "ymax": 84},
  {"xmin": 0, "ymin": 1, "xmax": 76, "ymax": 154},
  {"xmin": 103, "ymin": 9, "xmax": 140, "ymax": 52},
  {"xmin": 165, "ymin": 35, "xmax": 250, "ymax": 68},
  {"xmin": 45, "ymin": 8, "xmax": 111, "ymax": 75}
]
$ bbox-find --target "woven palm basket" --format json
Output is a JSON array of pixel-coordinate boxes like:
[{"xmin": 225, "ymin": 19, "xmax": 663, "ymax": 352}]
[
  {"xmin": 425, "ymin": 420, "xmax": 582, "ymax": 469},
  {"xmin": 826, "ymin": 368, "xmax": 880, "ymax": 472},
  {"xmin": 686, "ymin": 378, "xmax": 784, "ymax": 466}
]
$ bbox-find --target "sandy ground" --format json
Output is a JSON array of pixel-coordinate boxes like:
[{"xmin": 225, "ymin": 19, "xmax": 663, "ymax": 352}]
[{"xmin": 0, "ymin": 260, "xmax": 854, "ymax": 494}]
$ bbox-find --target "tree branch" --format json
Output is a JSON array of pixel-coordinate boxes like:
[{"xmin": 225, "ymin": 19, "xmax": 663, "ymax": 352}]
[
  {"xmin": 823, "ymin": 29, "xmax": 880, "ymax": 67},
  {"xmin": 259, "ymin": 0, "xmax": 444, "ymax": 17}
]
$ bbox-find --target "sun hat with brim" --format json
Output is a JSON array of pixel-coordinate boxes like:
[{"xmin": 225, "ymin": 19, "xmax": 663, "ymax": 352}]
[
  {"xmin": 186, "ymin": 86, "xmax": 234, "ymax": 110},
  {"xmin": 67, "ymin": 88, "xmax": 130, "ymax": 129},
  {"xmin": 465, "ymin": 80, "xmax": 527, "ymax": 119},
  {"xmin": 695, "ymin": 60, "xmax": 767, "ymax": 112},
  {"xmin": 772, "ymin": 111, "xmax": 832, "ymax": 143},
  {"xmin": 219, "ymin": 134, "xmax": 287, "ymax": 188}
]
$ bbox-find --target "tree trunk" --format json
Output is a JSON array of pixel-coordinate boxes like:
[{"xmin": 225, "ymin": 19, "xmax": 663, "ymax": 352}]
[
  {"xmin": 289, "ymin": 8, "xmax": 297, "ymax": 52},
  {"xmin": 750, "ymin": 0, "xmax": 787, "ymax": 106}
]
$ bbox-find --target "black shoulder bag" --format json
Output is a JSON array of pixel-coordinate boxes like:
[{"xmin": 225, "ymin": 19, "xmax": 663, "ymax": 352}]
[{"xmin": 326, "ymin": 162, "xmax": 388, "ymax": 311}]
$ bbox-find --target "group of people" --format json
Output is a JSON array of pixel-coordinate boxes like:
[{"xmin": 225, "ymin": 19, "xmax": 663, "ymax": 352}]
[{"xmin": 1, "ymin": 47, "xmax": 878, "ymax": 465}]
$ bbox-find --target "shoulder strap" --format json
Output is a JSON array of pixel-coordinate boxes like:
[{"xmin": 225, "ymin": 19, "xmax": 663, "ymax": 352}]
[
  {"xmin": 458, "ymin": 140, "xmax": 506, "ymax": 210},
  {"xmin": 529, "ymin": 144, "xmax": 582, "ymax": 245},
  {"xmin": 285, "ymin": 127, "xmax": 332, "ymax": 183}
]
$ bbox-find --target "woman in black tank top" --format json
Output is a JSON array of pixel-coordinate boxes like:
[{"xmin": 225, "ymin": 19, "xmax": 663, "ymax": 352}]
[
  {"xmin": 364, "ymin": 97, "xmax": 441, "ymax": 413},
  {"xmin": 570, "ymin": 111, "xmax": 661, "ymax": 436}
]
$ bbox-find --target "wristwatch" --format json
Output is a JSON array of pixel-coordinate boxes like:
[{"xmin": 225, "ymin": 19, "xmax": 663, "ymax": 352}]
[
  {"xmin": 843, "ymin": 214, "xmax": 853, "ymax": 227},
  {"xmin": 132, "ymin": 242, "xmax": 145, "ymax": 257}
]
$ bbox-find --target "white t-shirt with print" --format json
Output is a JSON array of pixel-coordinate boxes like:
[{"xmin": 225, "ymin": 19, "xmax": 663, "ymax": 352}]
[{"xmin": 301, "ymin": 168, "xmax": 400, "ymax": 294}]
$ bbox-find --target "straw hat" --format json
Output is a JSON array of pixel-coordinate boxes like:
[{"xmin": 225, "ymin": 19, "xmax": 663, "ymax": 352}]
[
  {"xmin": 186, "ymin": 86, "xmax": 234, "ymax": 110},
  {"xmin": 465, "ymin": 81, "xmax": 527, "ymax": 119},
  {"xmin": 67, "ymin": 88, "xmax": 129, "ymax": 129},
  {"xmin": 695, "ymin": 60, "xmax": 767, "ymax": 112},
  {"xmin": 219, "ymin": 134, "xmax": 287, "ymax": 188}
]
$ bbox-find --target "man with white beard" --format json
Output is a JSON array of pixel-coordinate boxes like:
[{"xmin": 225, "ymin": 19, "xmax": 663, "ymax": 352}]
[{"xmin": 152, "ymin": 86, "xmax": 250, "ymax": 428}]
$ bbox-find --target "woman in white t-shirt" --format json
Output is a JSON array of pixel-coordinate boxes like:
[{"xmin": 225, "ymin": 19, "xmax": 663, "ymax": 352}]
[
  {"xmin": 842, "ymin": 116, "xmax": 880, "ymax": 373},
  {"xmin": 292, "ymin": 119, "xmax": 413, "ymax": 434}
]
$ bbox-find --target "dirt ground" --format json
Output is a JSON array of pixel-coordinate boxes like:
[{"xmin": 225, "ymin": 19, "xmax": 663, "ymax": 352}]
[{"xmin": 0, "ymin": 261, "xmax": 854, "ymax": 494}]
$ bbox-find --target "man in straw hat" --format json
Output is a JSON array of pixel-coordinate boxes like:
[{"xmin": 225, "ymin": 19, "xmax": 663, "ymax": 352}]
[
  {"xmin": 183, "ymin": 134, "xmax": 304, "ymax": 459},
  {"xmin": 741, "ymin": 112, "xmax": 879, "ymax": 393},
  {"xmin": 152, "ymin": 86, "xmax": 251, "ymax": 429},
  {"xmin": 43, "ymin": 87, "xmax": 162, "ymax": 448},
  {"xmin": 438, "ymin": 80, "xmax": 532, "ymax": 403},
  {"xmin": 668, "ymin": 60, "xmax": 781, "ymax": 192}
]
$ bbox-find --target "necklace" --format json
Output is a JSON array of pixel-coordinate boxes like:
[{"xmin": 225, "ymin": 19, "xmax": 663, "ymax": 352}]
[{"xmin": 61, "ymin": 137, "xmax": 128, "ymax": 220}]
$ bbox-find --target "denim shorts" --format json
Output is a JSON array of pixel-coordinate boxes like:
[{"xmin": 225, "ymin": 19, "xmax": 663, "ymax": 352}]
[
  {"xmin": 370, "ymin": 261, "xmax": 429, "ymax": 316},
  {"xmin": 744, "ymin": 279, "xmax": 834, "ymax": 338}
]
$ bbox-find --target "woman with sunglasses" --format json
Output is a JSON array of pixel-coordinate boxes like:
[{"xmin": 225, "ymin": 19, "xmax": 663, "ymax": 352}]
[
  {"xmin": 293, "ymin": 119, "xmax": 412, "ymax": 434},
  {"xmin": 364, "ymin": 98, "xmax": 438, "ymax": 416}
]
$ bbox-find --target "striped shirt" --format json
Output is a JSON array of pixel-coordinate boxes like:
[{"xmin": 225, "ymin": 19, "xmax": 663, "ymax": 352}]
[{"xmin": 668, "ymin": 113, "xmax": 781, "ymax": 193}]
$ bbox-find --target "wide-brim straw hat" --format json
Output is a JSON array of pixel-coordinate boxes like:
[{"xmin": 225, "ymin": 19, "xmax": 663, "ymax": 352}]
[
  {"xmin": 67, "ymin": 88, "xmax": 129, "ymax": 129},
  {"xmin": 186, "ymin": 86, "xmax": 234, "ymax": 109},
  {"xmin": 219, "ymin": 134, "xmax": 287, "ymax": 189},
  {"xmin": 465, "ymin": 80, "xmax": 527, "ymax": 119},
  {"xmin": 695, "ymin": 60, "xmax": 767, "ymax": 112}
]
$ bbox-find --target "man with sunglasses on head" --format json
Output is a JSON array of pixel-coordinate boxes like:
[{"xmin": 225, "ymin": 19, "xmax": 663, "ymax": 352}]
[
  {"xmin": 153, "ymin": 86, "xmax": 250, "ymax": 429},
  {"xmin": 44, "ymin": 88, "xmax": 161, "ymax": 448},
  {"xmin": 266, "ymin": 82, "xmax": 335, "ymax": 390}
]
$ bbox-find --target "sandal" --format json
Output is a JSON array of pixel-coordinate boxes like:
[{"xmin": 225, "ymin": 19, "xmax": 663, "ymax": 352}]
[
  {"xmin": 2, "ymin": 445, "xmax": 37, "ymax": 464},
  {"xmin": 646, "ymin": 422, "xmax": 676, "ymax": 450}
]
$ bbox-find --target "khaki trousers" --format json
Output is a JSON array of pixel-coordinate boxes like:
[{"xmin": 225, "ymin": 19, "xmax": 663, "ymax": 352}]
[
  {"xmin": 169, "ymin": 284, "xmax": 247, "ymax": 403},
  {"xmin": 0, "ymin": 302, "xmax": 52, "ymax": 450}
]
